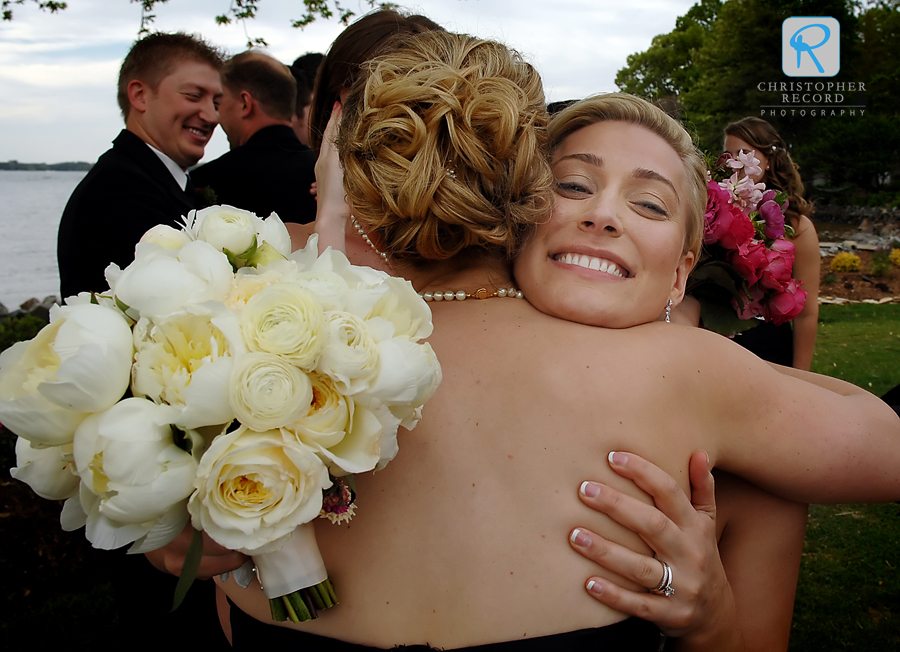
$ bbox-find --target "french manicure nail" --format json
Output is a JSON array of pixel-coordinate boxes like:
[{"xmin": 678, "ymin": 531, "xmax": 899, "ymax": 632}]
[
  {"xmin": 580, "ymin": 481, "xmax": 601, "ymax": 498},
  {"xmin": 570, "ymin": 528, "xmax": 592, "ymax": 547},
  {"xmin": 586, "ymin": 579, "xmax": 603, "ymax": 595},
  {"xmin": 608, "ymin": 451, "xmax": 628, "ymax": 467}
]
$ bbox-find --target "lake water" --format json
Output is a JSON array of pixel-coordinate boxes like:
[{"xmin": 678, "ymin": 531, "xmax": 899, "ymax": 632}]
[{"xmin": 0, "ymin": 170, "xmax": 87, "ymax": 311}]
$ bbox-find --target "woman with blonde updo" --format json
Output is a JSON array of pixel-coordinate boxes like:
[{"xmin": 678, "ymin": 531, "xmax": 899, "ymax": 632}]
[
  {"xmin": 724, "ymin": 117, "xmax": 820, "ymax": 369},
  {"xmin": 207, "ymin": 30, "xmax": 900, "ymax": 651}
]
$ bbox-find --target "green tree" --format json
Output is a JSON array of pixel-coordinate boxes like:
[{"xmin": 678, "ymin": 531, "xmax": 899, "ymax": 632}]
[{"xmin": 615, "ymin": 0, "xmax": 721, "ymax": 100}]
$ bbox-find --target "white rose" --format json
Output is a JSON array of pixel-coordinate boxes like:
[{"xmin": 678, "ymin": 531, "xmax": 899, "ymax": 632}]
[
  {"xmin": 132, "ymin": 305, "xmax": 242, "ymax": 429},
  {"xmin": 194, "ymin": 205, "xmax": 259, "ymax": 256},
  {"xmin": 11, "ymin": 438, "xmax": 80, "ymax": 500},
  {"xmin": 188, "ymin": 426, "xmax": 331, "ymax": 555},
  {"xmin": 240, "ymin": 282, "xmax": 326, "ymax": 370},
  {"xmin": 286, "ymin": 372, "xmax": 382, "ymax": 475},
  {"xmin": 109, "ymin": 240, "xmax": 234, "ymax": 319},
  {"xmin": 229, "ymin": 352, "xmax": 313, "ymax": 431},
  {"xmin": 69, "ymin": 398, "xmax": 197, "ymax": 549},
  {"xmin": 140, "ymin": 224, "xmax": 192, "ymax": 250},
  {"xmin": 0, "ymin": 303, "xmax": 133, "ymax": 445}
]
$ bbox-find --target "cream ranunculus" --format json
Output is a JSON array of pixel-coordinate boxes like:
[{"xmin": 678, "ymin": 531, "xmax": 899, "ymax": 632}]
[
  {"xmin": 229, "ymin": 352, "xmax": 313, "ymax": 431},
  {"xmin": 109, "ymin": 240, "xmax": 234, "ymax": 320},
  {"xmin": 0, "ymin": 303, "xmax": 133, "ymax": 445},
  {"xmin": 69, "ymin": 398, "xmax": 197, "ymax": 550},
  {"xmin": 11, "ymin": 438, "xmax": 80, "ymax": 500},
  {"xmin": 188, "ymin": 426, "xmax": 331, "ymax": 555},
  {"xmin": 132, "ymin": 304, "xmax": 243, "ymax": 429},
  {"xmin": 140, "ymin": 224, "xmax": 192, "ymax": 250},
  {"xmin": 240, "ymin": 282, "xmax": 326, "ymax": 370},
  {"xmin": 194, "ymin": 205, "xmax": 259, "ymax": 256},
  {"xmin": 316, "ymin": 311, "xmax": 379, "ymax": 395}
]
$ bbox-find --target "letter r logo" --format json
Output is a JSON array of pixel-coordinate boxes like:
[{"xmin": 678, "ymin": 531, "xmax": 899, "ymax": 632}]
[{"xmin": 783, "ymin": 17, "xmax": 840, "ymax": 77}]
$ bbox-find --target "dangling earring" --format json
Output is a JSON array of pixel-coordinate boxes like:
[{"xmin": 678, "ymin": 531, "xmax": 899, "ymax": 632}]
[{"xmin": 665, "ymin": 299, "xmax": 673, "ymax": 324}]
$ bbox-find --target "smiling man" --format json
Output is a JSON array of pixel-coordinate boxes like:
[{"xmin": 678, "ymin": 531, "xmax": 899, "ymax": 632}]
[{"xmin": 57, "ymin": 32, "xmax": 225, "ymax": 298}]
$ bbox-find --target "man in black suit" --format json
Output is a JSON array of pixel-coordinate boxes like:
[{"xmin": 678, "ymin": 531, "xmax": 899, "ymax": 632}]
[
  {"xmin": 191, "ymin": 51, "xmax": 318, "ymax": 225},
  {"xmin": 57, "ymin": 32, "xmax": 224, "ymax": 299}
]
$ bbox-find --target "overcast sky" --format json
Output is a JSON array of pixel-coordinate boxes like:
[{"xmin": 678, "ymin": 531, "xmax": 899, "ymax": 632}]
[{"xmin": 0, "ymin": 0, "xmax": 697, "ymax": 164}]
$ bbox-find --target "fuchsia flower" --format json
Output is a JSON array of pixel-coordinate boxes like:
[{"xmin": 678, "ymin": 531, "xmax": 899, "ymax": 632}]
[
  {"xmin": 757, "ymin": 190, "xmax": 787, "ymax": 240},
  {"xmin": 704, "ymin": 181, "xmax": 755, "ymax": 249},
  {"xmin": 693, "ymin": 152, "xmax": 807, "ymax": 335},
  {"xmin": 764, "ymin": 279, "xmax": 807, "ymax": 326}
]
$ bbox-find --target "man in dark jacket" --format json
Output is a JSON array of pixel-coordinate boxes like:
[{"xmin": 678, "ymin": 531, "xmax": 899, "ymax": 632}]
[
  {"xmin": 57, "ymin": 32, "xmax": 224, "ymax": 299},
  {"xmin": 191, "ymin": 51, "xmax": 318, "ymax": 225}
]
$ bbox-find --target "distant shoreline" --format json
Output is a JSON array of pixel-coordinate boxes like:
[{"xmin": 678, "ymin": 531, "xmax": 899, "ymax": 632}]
[{"xmin": 1, "ymin": 161, "xmax": 92, "ymax": 171}]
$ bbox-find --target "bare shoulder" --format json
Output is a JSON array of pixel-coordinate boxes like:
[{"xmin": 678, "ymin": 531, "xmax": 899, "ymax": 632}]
[
  {"xmin": 287, "ymin": 222, "xmax": 316, "ymax": 252},
  {"xmin": 791, "ymin": 215, "xmax": 820, "ymax": 247}
]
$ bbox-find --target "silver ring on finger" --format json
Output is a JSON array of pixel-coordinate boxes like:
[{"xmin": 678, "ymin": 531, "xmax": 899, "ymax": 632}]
[{"xmin": 652, "ymin": 560, "xmax": 674, "ymax": 597}]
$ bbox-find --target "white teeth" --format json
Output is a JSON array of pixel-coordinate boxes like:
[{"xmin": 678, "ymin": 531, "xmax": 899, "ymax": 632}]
[{"xmin": 554, "ymin": 253, "xmax": 625, "ymax": 278}]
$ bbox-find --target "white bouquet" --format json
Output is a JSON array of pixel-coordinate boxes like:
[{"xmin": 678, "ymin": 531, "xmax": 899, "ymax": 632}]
[{"xmin": 1, "ymin": 205, "xmax": 441, "ymax": 622}]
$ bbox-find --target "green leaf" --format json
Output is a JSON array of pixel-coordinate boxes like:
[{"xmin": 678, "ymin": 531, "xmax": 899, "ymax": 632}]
[{"xmin": 170, "ymin": 528, "xmax": 203, "ymax": 611}]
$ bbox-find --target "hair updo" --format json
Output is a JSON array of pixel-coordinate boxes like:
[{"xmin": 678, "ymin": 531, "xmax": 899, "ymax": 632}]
[{"xmin": 337, "ymin": 30, "xmax": 554, "ymax": 265}]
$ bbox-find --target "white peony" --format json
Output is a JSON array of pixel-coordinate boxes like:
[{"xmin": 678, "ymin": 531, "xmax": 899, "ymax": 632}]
[
  {"xmin": 240, "ymin": 282, "xmax": 326, "ymax": 370},
  {"xmin": 229, "ymin": 352, "xmax": 313, "ymax": 431},
  {"xmin": 108, "ymin": 240, "xmax": 234, "ymax": 319},
  {"xmin": 68, "ymin": 398, "xmax": 197, "ymax": 550},
  {"xmin": 0, "ymin": 302, "xmax": 133, "ymax": 446},
  {"xmin": 188, "ymin": 426, "xmax": 331, "ymax": 555},
  {"xmin": 10, "ymin": 438, "xmax": 80, "ymax": 500},
  {"xmin": 131, "ymin": 305, "xmax": 243, "ymax": 429}
]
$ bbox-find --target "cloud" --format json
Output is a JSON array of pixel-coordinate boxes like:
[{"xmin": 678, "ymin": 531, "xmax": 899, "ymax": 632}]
[{"xmin": 0, "ymin": 0, "xmax": 696, "ymax": 162}]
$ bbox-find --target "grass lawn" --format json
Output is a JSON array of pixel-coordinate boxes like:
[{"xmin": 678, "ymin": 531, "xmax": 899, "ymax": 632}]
[{"xmin": 790, "ymin": 303, "xmax": 900, "ymax": 651}]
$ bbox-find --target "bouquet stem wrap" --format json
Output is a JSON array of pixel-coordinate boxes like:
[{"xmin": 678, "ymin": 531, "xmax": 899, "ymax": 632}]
[{"xmin": 252, "ymin": 523, "xmax": 338, "ymax": 621}]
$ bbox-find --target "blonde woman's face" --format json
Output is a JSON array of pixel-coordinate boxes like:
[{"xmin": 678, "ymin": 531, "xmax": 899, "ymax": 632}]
[{"xmin": 514, "ymin": 121, "xmax": 695, "ymax": 329}]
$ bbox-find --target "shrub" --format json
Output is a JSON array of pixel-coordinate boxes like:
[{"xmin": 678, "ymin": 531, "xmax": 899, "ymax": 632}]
[
  {"xmin": 869, "ymin": 249, "xmax": 893, "ymax": 277},
  {"xmin": 891, "ymin": 248, "xmax": 900, "ymax": 267},
  {"xmin": 830, "ymin": 252, "xmax": 862, "ymax": 272},
  {"xmin": 0, "ymin": 314, "xmax": 46, "ymax": 354}
]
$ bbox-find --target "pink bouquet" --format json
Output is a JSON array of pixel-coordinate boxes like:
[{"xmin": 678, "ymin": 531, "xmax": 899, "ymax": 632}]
[{"xmin": 687, "ymin": 151, "xmax": 807, "ymax": 335}]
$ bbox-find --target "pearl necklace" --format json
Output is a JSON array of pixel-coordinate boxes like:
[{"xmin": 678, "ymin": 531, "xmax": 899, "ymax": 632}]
[
  {"xmin": 350, "ymin": 213, "xmax": 391, "ymax": 266},
  {"xmin": 348, "ymin": 214, "xmax": 524, "ymax": 302},
  {"xmin": 419, "ymin": 287, "xmax": 525, "ymax": 302}
]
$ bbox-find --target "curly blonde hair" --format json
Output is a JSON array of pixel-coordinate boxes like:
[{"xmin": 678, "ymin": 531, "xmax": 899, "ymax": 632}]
[
  {"xmin": 549, "ymin": 93, "xmax": 707, "ymax": 259},
  {"xmin": 337, "ymin": 31, "xmax": 554, "ymax": 265}
]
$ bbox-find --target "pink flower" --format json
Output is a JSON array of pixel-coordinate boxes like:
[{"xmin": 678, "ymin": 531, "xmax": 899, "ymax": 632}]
[
  {"xmin": 763, "ymin": 280, "xmax": 807, "ymax": 326},
  {"xmin": 704, "ymin": 181, "xmax": 755, "ymax": 249},
  {"xmin": 757, "ymin": 240, "xmax": 795, "ymax": 292},
  {"xmin": 732, "ymin": 286, "xmax": 764, "ymax": 320},
  {"xmin": 728, "ymin": 240, "xmax": 769, "ymax": 286},
  {"xmin": 727, "ymin": 149, "xmax": 763, "ymax": 180}
]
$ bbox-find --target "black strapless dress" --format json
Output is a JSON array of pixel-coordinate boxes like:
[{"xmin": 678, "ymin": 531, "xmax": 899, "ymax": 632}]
[
  {"xmin": 732, "ymin": 320, "xmax": 794, "ymax": 367},
  {"xmin": 228, "ymin": 600, "xmax": 664, "ymax": 651}
]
